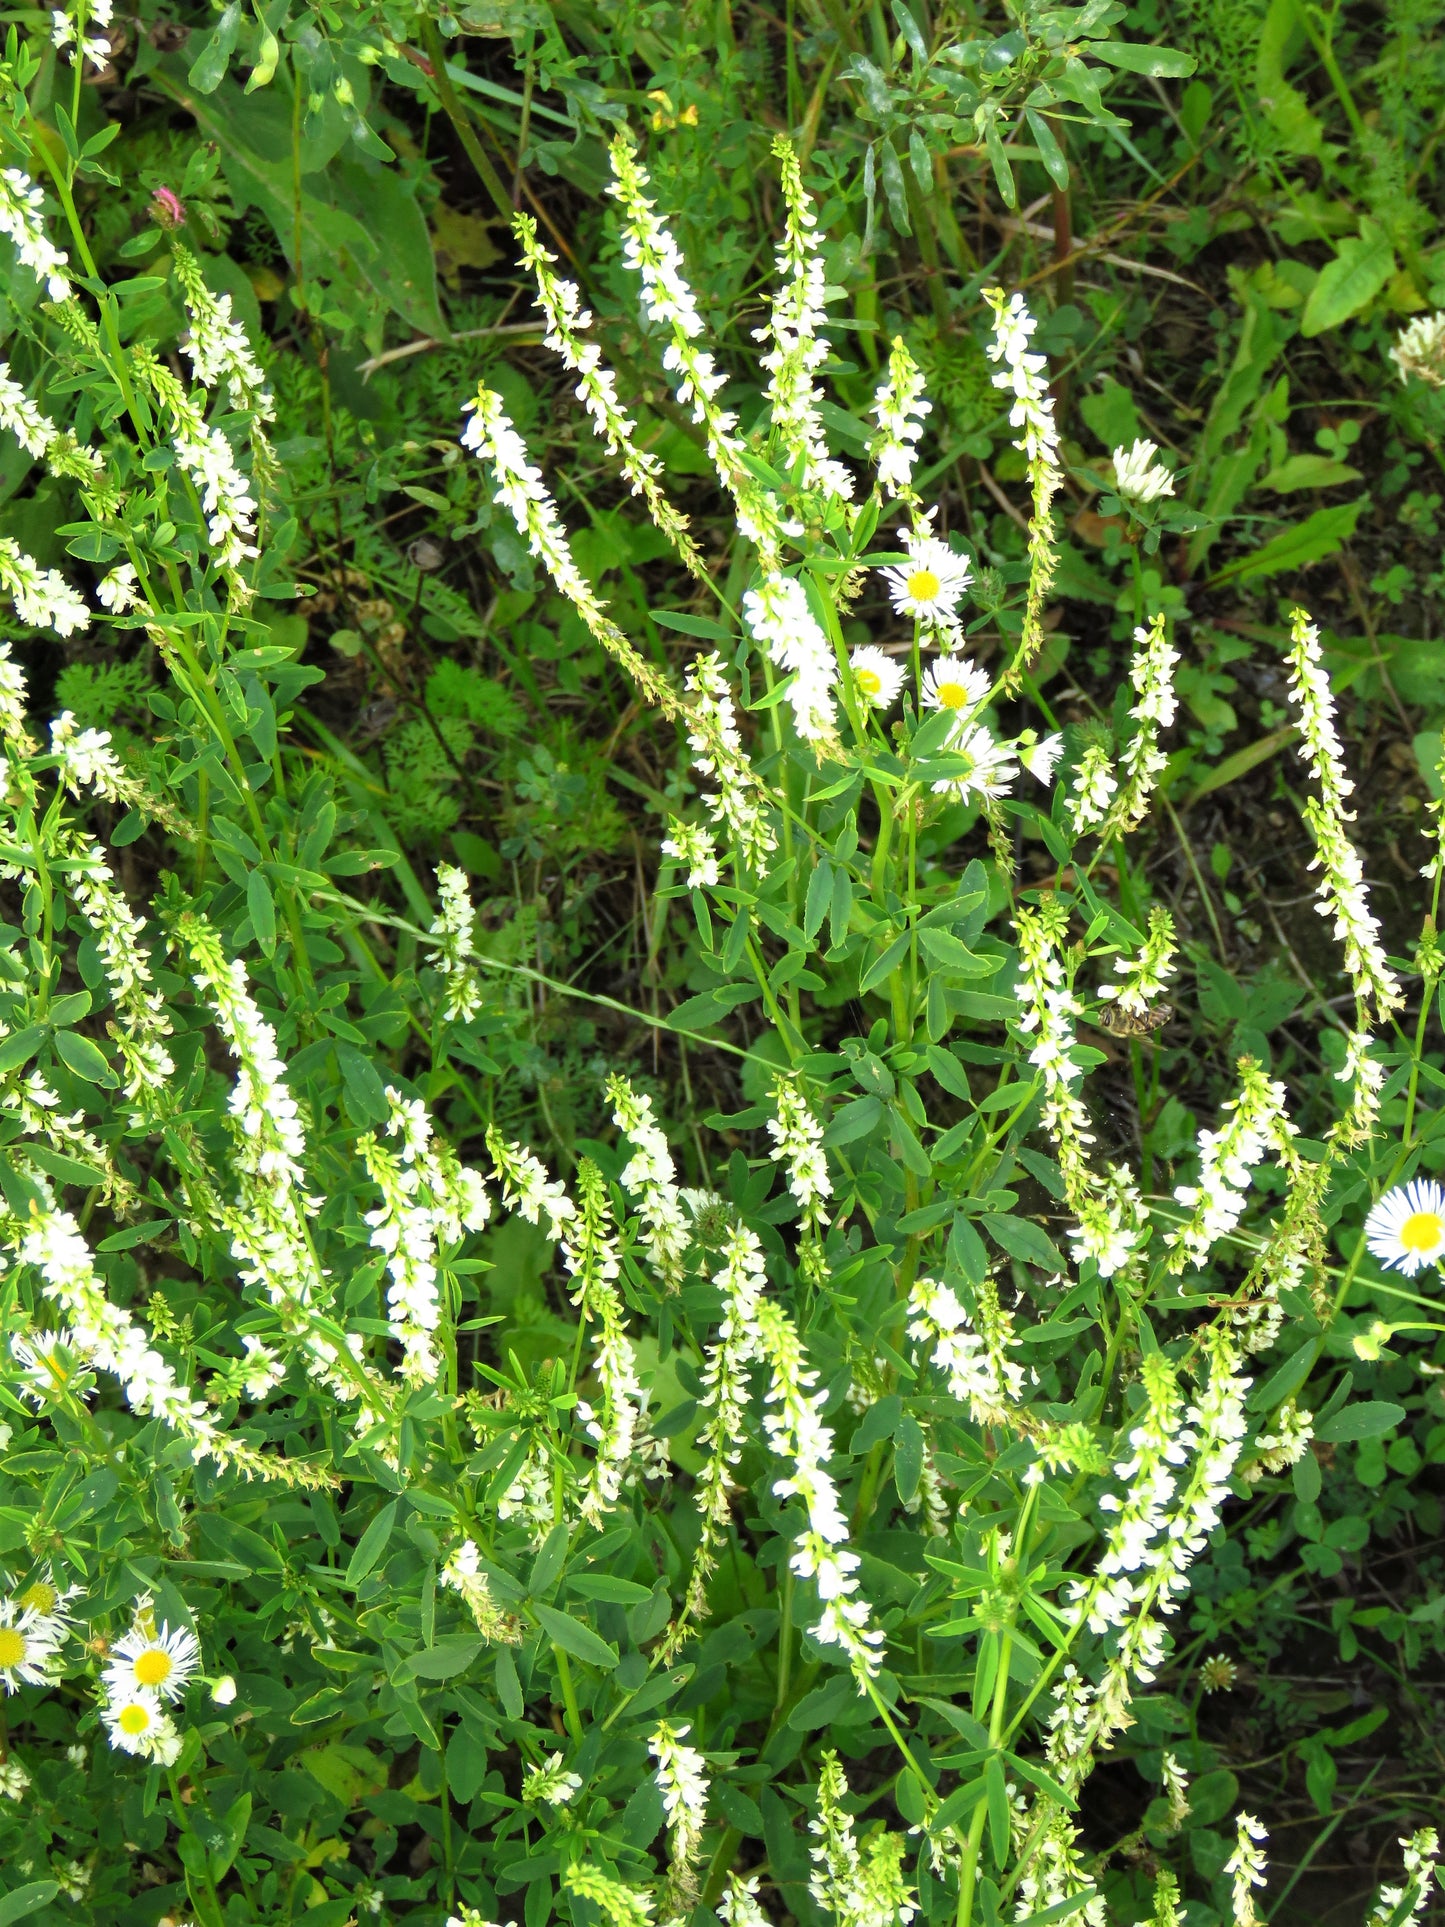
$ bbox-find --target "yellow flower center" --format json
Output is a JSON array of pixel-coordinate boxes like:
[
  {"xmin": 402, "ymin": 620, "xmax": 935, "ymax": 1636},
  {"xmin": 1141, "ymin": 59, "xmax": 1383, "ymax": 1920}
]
[
  {"xmin": 18, "ymin": 1582, "xmax": 56, "ymax": 1614},
  {"xmin": 118, "ymin": 1703, "xmax": 152, "ymax": 1736},
  {"xmin": 133, "ymin": 1649, "xmax": 173, "ymax": 1687},
  {"xmin": 0, "ymin": 1628, "xmax": 27, "ymax": 1669},
  {"xmin": 937, "ymin": 680, "xmax": 969, "ymax": 711},
  {"xmin": 907, "ymin": 568, "xmax": 941, "ymax": 602},
  {"xmin": 855, "ymin": 668, "xmax": 881, "ymax": 696},
  {"xmin": 1398, "ymin": 1209, "xmax": 1443, "ymax": 1254}
]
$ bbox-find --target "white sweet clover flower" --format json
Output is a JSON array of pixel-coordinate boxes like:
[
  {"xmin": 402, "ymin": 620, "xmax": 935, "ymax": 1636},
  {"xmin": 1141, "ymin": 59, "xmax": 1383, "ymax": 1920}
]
[
  {"xmin": 1391, "ymin": 311, "xmax": 1445, "ymax": 387},
  {"xmin": 561, "ymin": 1162, "xmax": 647, "ymax": 1526},
  {"xmin": 1100, "ymin": 905, "xmax": 1177, "ymax": 1016},
  {"xmin": 1286, "ymin": 607, "xmax": 1402, "ymax": 1017},
  {"xmin": 881, "ymin": 523, "xmax": 972, "ymax": 638},
  {"xmin": 96, "ymin": 563, "xmax": 139, "ymax": 613},
  {"xmin": 426, "ymin": 862, "xmax": 485, "ymax": 1022},
  {"xmin": 179, "ymin": 914, "xmax": 388, "ymax": 1436},
  {"xmin": 448, "ymin": 1909, "xmax": 507, "ymax": 1927},
  {"xmin": 809, "ymin": 1751, "xmax": 918, "ymax": 1927},
  {"xmin": 515, "ymin": 211, "xmax": 703, "ymax": 573},
  {"xmin": 607, "ymin": 1074, "xmax": 690, "ymax": 1290},
  {"xmin": 1166, "ymin": 1057, "xmax": 1296, "ymax": 1272},
  {"xmin": 0, "ymin": 168, "xmax": 71, "ymax": 302},
  {"xmin": 1010, "ymin": 1800, "xmax": 1105, "ymax": 1927},
  {"xmin": 0, "ymin": 640, "xmax": 29, "ymax": 743},
  {"xmin": 983, "ymin": 287, "xmax": 1061, "ymax": 690},
  {"xmin": 138, "ymin": 353, "xmax": 259, "ymax": 577},
  {"xmin": 523, "ymin": 1750, "xmax": 583, "ymax": 1806},
  {"xmin": 0, "ymin": 539, "xmax": 88, "ymax": 637},
  {"xmin": 718, "ymin": 1873, "xmax": 771, "ymax": 1927},
  {"xmin": 0, "ymin": 363, "xmax": 57, "ymax": 458},
  {"xmin": 362, "ymin": 1089, "xmax": 490, "ymax": 1387},
  {"xmin": 58, "ymin": 831, "xmax": 175, "ymax": 1096},
  {"xmin": 55, "ymin": 1861, "xmax": 91, "ymax": 1902},
  {"xmin": 171, "ymin": 241, "xmax": 274, "ymax": 423},
  {"xmin": 16, "ymin": 1196, "xmax": 232, "ymax": 1469},
  {"xmin": 755, "ymin": 137, "xmax": 853, "ymax": 503},
  {"xmin": 650, "ymin": 1719, "xmax": 710, "ymax": 1880},
  {"xmin": 485, "ymin": 1126, "xmax": 576, "ymax": 1241},
  {"xmin": 1111, "ymin": 438, "xmax": 1175, "ymax": 503},
  {"xmin": 743, "ymin": 571, "xmax": 839, "ymax": 749},
  {"xmin": 870, "ymin": 335, "xmax": 930, "ymax": 498},
  {"xmin": 1246, "ymin": 1398, "xmax": 1314, "ymax": 1480},
  {"xmin": 1013, "ymin": 901, "xmax": 1144, "ymax": 1277},
  {"xmin": 0, "ymin": 1757, "xmax": 29, "ymax": 1799},
  {"xmin": 683, "ymin": 651, "xmax": 777, "ymax": 872},
  {"xmin": 1161, "ymin": 1753, "xmax": 1191, "ymax": 1829},
  {"xmin": 607, "ymin": 131, "xmax": 791, "ymax": 566},
  {"xmin": 439, "ymin": 1540, "xmax": 518, "ymax": 1643},
  {"xmin": 1067, "ymin": 742, "xmax": 1119, "ymax": 835},
  {"xmin": 908, "ymin": 1275, "xmax": 1024, "ymax": 1429},
  {"xmin": 1105, "ymin": 612, "xmax": 1179, "ymax": 834},
  {"xmin": 1224, "ymin": 1813, "xmax": 1269, "ymax": 1927},
  {"xmin": 1368, "ymin": 1831, "xmax": 1440, "ymax": 1927},
  {"xmin": 767, "ymin": 1073, "xmax": 831, "ymax": 1279},
  {"xmin": 754, "ymin": 1298, "xmax": 884, "ymax": 1683},
  {"xmin": 1074, "ymin": 1352, "xmax": 1186, "ymax": 1633},
  {"xmin": 849, "ymin": 645, "xmax": 905, "ymax": 710},
  {"xmin": 661, "ymin": 816, "xmax": 720, "ymax": 888}
]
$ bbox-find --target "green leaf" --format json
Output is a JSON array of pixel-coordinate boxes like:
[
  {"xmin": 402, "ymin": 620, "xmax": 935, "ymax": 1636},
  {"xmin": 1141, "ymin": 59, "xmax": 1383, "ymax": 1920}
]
[
  {"xmin": 1207, "ymin": 499, "xmax": 1366, "ymax": 587},
  {"xmin": 1087, "ymin": 39, "xmax": 1195, "ymax": 74},
  {"xmin": 1315, "ymin": 1400, "xmax": 1406, "ymax": 1443},
  {"xmin": 247, "ymin": 869, "xmax": 276, "ymax": 956},
  {"xmin": 52, "ymin": 1029, "xmax": 112, "ymax": 1083},
  {"xmin": 650, "ymin": 611, "xmax": 733, "ymax": 641},
  {"xmin": 0, "ymin": 1884, "xmax": 61, "ymax": 1925},
  {"xmin": 1301, "ymin": 222, "xmax": 1395, "ymax": 337},
  {"xmin": 918, "ymin": 927, "xmax": 1001, "ymax": 976},
  {"xmin": 1025, "ymin": 109, "xmax": 1069, "ymax": 189},
  {"xmin": 567, "ymin": 1574, "xmax": 652, "ymax": 1605},
  {"xmin": 860, "ymin": 930, "xmax": 910, "ymax": 996},
  {"xmin": 981, "ymin": 1213, "xmax": 1068, "ymax": 1274},
  {"xmin": 395, "ymin": 1636, "xmax": 482, "ymax": 1682},
  {"xmin": 533, "ymin": 1603, "xmax": 619, "ymax": 1670},
  {"xmin": 1260, "ymin": 454, "xmax": 1363, "ymax": 492},
  {"xmin": 187, "ymin": 0, "xmax": 243, "ymax": 91},
  {"xmin": 0, "ymin": 1027, "xmax": 43, "ymax": 1075},
  {"xmin": 208, "ymin": 1791, "xmax": 251, "ymax": 1882},
  {"xmin": 894, "ymin": 1414, "xmax": 924, "ymax": 1506},
  {"xmin": 345, "ymin": 1500, "xmax": 399, "ymax": 1586}
]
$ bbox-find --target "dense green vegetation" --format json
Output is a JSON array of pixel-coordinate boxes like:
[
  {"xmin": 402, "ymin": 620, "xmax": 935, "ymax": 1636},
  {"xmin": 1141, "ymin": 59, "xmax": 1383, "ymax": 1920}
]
[{"xmin": 0, "ymin": 2, "xmax": 1441, "ymax": 1925}]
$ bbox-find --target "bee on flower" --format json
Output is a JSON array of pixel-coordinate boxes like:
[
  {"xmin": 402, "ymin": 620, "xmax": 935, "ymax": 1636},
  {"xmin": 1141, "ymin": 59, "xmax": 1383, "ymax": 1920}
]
[
  {"xmin": 1365, "ymin": 1178, "xmax": 1445, "ymax": 1275},
  {"xmin": 880, "ymin": 524, "xmax": 972, "ymax": 639},
  {"xmin": 848, "ymin": 644, "xmax": 905, "ymax": 711}
]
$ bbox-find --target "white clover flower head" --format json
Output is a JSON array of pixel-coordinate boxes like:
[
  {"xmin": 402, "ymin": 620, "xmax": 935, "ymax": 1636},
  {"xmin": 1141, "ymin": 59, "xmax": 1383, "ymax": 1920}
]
[
  {"xmin": 0, "ymin": 1756, "xmax": 30, "ymax": 1799},
  {"xmin": 920, "ymin": 655, "xmax": 990, "ymax": 723},
  {"xmin": 881, "ymin": 527, "xmax": 972, "ymax": 633},
  {"xmin": 661, "ymin": 817, "xmax": 720, "ymax": 888},
  {"xmin": 1112, "ymin": 438, "xmax": 1176, "ymax": 504},
  {"xmin": 1391, "ymin": 311, "xmax": 1445, "ymax": 388},
  {"xmin": 849, "ymin": 644, "xmax": 905, "ymax": 710},
  {"xmin": 1365, "ymin": 1178, "xmax": 1445, "ymax": 1275},
  {"xmin": 211, "ymin": 1674, "xmax": 237, "ymax": 1705},
  {"xmin": 104, "ymin": 1618, "xmax": 200, "ymax": 1703}
]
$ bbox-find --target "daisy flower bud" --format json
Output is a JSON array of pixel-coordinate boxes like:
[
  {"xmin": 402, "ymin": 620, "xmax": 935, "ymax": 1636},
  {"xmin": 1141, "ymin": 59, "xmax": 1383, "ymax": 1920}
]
[
  {"xmin": 1111, "ymin": 438, "xmax": 1176, "ymax": 504},
  {"xmin": 211, "ymin": 1675, "xmax": 237, "ymax": 1705},
  {"xmin": 848, "ymin": 645, "xmax": 904, "ymax": 710}
]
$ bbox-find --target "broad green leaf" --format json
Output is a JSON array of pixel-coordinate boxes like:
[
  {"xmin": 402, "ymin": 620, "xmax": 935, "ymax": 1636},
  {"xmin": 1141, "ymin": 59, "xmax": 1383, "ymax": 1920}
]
[
  {"xmin": 1207, "ymin": 499, "xmax": 1366, "ymax": 587},
  {"xmin": 1301, "ymin": 223, "xmax": 1395, "ymax": 337},
  {"xmin": 533, "ymin": 1603, "xmax": 618, "ymax": 1670},
  {"xmin": 1316, "ymin": 1400, "xmax": 1406, "ymax": 1443},
  {"xmin": 53, "ymin": 1029, "xmax": 112, "ymax": 1083},
  {"xmin": 395, "ymin": 1636, "xmax": 483, "ymax": 1682},
  {"xmin": 0, "ymin": 1885, "xmax": 60, "ymax": 1925},
  {"xmin": 1088, "ymin": 39, "xmax": 1196, "ymax": 75},
  {"xmin": 1260, "ymin": 454, "xmax": 1363, "ymax": 491},
  {"xmin": 345, "ymin": 1500, "xmax": 399, "ymax": 1586}
]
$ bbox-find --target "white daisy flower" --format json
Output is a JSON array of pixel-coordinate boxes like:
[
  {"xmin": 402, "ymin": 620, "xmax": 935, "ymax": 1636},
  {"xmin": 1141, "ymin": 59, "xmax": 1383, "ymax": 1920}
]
[
  {"xmin": 103, "ymin": 1619, "xmax": 200, "ymax": 1702},
  {"xmin": 1111, "ymin": 438, "xmax": 1175, "ymax": 505},
  {"xmin": 13, "ymin": 1568, "xmax": 78, "ymax": 1627},
  {"xmin": 100, "ymin": 1689, "xmax": 176, "ymax": 1758},
  {"xmin": 849, "ymin": 645, "xmax": 905, "ymax": 710},
  {"xmin": 881, "ymin": 529, "xmax": 972, "ymax": 633},
  {"xmin": 0, "ymin": 1600, "xmax": 65, "ymax": 1693},
  {"xmin": 928, "ymin": 720, "xmax": 1018, "ymax": 802},
  {"xmin": 920, "ymin": 656, "xmax": 991, "ymax": 724},
  {"xmin": 1018, "ymin": 730, "xmax": 1064, "ymax": 784},
  {"xmin": 1365, "ymin": 1178, "xmax": 1445, "ymax": 1275}
]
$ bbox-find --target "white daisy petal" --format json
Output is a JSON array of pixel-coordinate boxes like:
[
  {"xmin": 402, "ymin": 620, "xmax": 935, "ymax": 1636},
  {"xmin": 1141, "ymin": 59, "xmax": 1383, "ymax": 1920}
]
[
  {"xmin": 103, "ymin": 1619, "xmax": 200, "ymax": 1702},
  {"xmin": 1364, "ymin": 1178, "xmax": 1445, "ymax": 1276},
  {"xmin": 849, "ymin": 644, "xmax": 905, "ymax": 710},
  {"xmin": 880, "ymin": 527, "xmax": 972, "ymax": 634}
]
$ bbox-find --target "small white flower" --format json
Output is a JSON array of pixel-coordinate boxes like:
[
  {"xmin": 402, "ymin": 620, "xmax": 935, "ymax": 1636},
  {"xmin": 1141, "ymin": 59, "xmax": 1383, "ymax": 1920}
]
[
  {"xmin": 927, "ymin": 719, "xmax": 1018, "ymax": 802},
  {"xmin": 100, "ymin": 1688, "xmax": 176, "ymax": 1759},
  {"xmin": 0, "ymin": 1599, "xmax": 65, "ymax": 1693},
  {"xmin": 523, "ymin": 1750, "xmax": 583, "ymax": 1806},
  {"xmin": 103, "ymin": 1619, "xmax": 200, "ymax": 1702},
  {"xmin": 920, "ymin": 656, "xmax": 990, "ymax": 722},
  {"xmin": 881, "ymin": 529, "xmax": 972, "ymax": 633},
  {"xmin": 661, "ymin": 818, "xmax": 720, "ymax": 889},
  {"xmin": 0, "ymin": 1757, "xmax": 29, "ymax": 1799},
  {"xmin": 1365, "ymin": 1178, "xmax": 1445, "ymax": 1275},
  {"xmin": 1392, "ymin": 311, "xmax": 1445, "ymax": 388},
  {"xmin": 849, "ymin": 644, "xmax": 904, "ymax": 710},
  {"xmin": 96, "ymin": 563, "xmax": 139, "ymax": 613},
  {"xmin": 211, "ymin": 1674, "xmax": 237, "ymax": 1705},
  {"xmin": 1112, "ymin": 438, "xmax": 1175, "ymax": 504},
  {"xmin": 1018, "ymin": 730, "xmax": 1064, "ymax": 784}
]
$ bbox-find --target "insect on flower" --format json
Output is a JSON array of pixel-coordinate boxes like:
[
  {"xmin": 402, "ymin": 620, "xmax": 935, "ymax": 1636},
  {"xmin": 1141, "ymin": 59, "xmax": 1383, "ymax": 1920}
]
[
  {"xmin": 1364, "ymin": 1178, "xmax": 1445, "ymax": 1275},
  {"xmin": 1092, "ymin": 1001, "xmax": 1174, "ymax": 1038}
]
